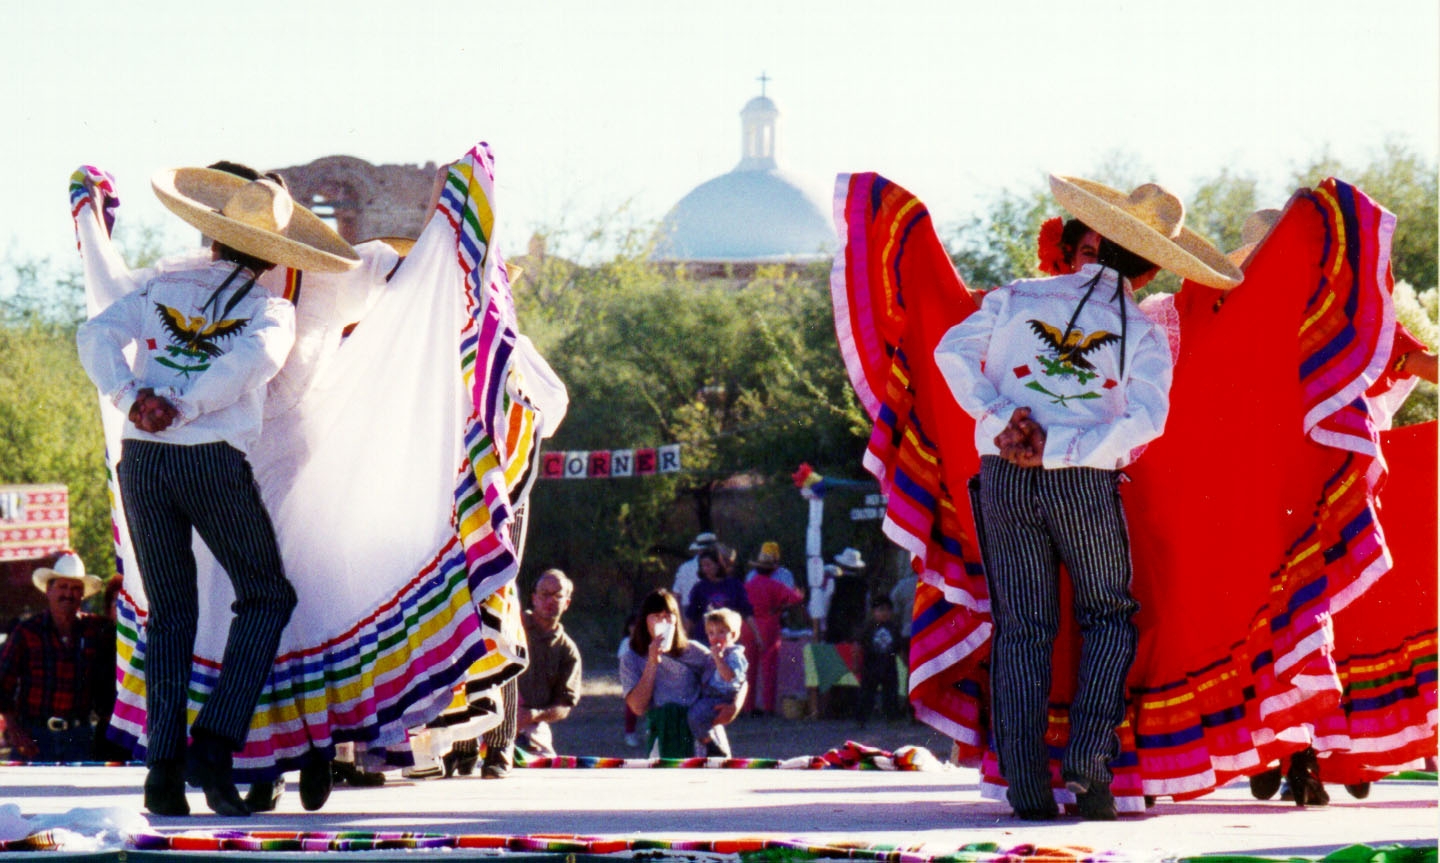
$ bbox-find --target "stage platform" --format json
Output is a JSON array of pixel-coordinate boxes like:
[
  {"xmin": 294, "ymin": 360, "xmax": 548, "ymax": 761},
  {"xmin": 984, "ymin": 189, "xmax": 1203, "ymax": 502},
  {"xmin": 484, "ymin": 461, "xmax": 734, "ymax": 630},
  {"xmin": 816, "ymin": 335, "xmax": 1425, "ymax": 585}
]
[{"xmin": 1, "ymin": 763, "xmax": 1435, "ymax": 861}]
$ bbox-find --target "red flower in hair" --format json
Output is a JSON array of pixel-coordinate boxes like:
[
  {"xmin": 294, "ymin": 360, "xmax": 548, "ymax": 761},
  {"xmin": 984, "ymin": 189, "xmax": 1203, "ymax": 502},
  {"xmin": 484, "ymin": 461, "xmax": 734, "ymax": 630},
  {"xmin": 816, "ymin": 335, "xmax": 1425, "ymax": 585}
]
[{"xmin": 1035, "ymin": 216, "xmax": 1066, "ymax": 276}]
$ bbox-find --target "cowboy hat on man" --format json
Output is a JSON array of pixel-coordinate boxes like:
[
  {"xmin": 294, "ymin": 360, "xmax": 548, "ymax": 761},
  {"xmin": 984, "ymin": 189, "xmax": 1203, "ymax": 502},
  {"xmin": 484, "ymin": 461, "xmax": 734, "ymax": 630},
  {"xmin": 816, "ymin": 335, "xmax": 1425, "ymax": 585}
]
[
  {"xmin": 0, "ymin": 551, "xmax": 116, "ymax": 765},
  {"xmin": 32, "ymin": 551, "xmax": 104, "ymax": 597}
]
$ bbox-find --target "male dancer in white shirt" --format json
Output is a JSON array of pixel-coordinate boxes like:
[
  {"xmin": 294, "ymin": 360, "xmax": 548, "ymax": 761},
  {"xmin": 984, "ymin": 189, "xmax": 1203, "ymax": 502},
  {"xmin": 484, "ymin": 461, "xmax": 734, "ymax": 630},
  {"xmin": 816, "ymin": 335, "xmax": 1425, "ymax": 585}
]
[
  {"xmin": 78, "ymin": 167, "xmax": 358, "ymax": 816},
  {"xmin": 936, "ymin": 176, "xmax": 1241, "ymax": 820}
]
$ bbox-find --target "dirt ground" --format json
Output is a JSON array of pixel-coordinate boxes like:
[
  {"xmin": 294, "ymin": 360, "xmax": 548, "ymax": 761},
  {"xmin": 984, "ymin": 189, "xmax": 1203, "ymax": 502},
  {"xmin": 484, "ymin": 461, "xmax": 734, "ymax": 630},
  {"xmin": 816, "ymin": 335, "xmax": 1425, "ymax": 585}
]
[{"xmin": 549, "ymin": 664, "xmax": 958, "ymax": 762}]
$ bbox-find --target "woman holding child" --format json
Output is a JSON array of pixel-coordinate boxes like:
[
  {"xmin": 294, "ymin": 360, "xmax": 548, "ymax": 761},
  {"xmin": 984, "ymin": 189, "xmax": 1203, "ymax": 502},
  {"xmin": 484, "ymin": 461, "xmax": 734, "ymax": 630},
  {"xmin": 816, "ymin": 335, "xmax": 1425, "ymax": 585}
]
[{"xmin": 620, "ymin": 589, "xmax": 746, "ymax": 758}]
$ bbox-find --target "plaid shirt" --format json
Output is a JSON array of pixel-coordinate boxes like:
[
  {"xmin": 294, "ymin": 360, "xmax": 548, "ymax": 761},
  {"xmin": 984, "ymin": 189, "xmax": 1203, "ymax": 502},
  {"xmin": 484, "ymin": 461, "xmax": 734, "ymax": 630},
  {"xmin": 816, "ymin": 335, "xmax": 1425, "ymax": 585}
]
[{"xmin": 0, "ymin": 612, "xmax": 116, "ymax": 723}]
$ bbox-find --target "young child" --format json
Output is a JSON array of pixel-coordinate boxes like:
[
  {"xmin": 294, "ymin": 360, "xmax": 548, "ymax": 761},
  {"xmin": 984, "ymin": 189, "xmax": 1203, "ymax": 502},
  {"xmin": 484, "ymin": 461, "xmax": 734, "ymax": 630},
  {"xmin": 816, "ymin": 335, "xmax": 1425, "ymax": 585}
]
[
  {"xmin": 688, "ymin": 608, "xmax": 747, "ymax": 757},
  {"xmin": 855, "ymin": 595, "xmax": 905, "ymax": 726}
]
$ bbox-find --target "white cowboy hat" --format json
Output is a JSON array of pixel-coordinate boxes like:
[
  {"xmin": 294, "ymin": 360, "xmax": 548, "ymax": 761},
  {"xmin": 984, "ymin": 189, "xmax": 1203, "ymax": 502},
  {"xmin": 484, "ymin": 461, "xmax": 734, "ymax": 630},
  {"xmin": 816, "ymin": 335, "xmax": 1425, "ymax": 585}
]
[
  {"xmin": 153, "ymin": 168, "xmax": 360, "ymax": 273},
  {"xmin": 688, "ymin": 532, "xmax": 719, "ymax": 552},
  {"xmin": 1225, "ymin": 208, "xmax": 1283, "ymax": 268},
  {"xmin": 833, "ymin": 547, "xmax": 865, "ymax": 570},
  {"xmin": 1048, "ymin": 175, "xmax": 1243, "ymax": 290},
  {"xmin": 32, "ymin": 552, "xmax": 103, "ymax": 598}
]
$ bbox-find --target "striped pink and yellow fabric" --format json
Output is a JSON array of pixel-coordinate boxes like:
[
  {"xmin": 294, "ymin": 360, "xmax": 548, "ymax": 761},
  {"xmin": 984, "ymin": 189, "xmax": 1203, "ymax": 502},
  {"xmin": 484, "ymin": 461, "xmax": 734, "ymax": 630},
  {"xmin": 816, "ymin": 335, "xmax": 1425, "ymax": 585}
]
[
  {"xmin": 831, "ymin": 173, "xmax": 1416, "ymax": 807},
  {"xmin": 1119, "ymin": 179, "xmax": 1402, "ymax": 799},
  {"xmin": 830, "ymin": 173, "xmax": 991, "ymax": 758}
]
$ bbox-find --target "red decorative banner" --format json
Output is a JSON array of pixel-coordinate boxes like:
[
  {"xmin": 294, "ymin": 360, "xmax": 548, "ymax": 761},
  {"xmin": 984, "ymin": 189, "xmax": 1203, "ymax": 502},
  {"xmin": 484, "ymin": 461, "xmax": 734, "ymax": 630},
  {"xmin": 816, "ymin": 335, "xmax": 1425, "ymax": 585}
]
[
  {"xmin": 541, "ymin": 444, "xmax": 682, "ymax": 479},
  {"xmin": 0, "ymin": 484, "xmax": 70, "ymax": 561}
]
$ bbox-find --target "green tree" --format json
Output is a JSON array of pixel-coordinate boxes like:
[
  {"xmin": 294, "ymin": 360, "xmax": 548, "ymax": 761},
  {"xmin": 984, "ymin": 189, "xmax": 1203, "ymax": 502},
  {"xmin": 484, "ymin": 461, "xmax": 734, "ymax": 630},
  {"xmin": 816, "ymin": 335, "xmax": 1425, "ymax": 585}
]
[
  {"xmin": 1185, "ymin": 168, "xmax": 1260, "ymax": 257},
  {"xmin": 945, "ymin": 187, "xmax": 1049, "ymax": 290},
  {"xmin": 514, "ymin": 234, "xmax": 870, "ymax": 633},
  {"xmin": 0, "ymin": 222, "xmax": 168, "ymax": 580},
  {"xmin": 1392, "ymin": 282, "xmax": 1437, "ymax": 428},
  {"xmin": 0, "ymin": 259, "xmax": 111, "ymax": 576},
  {"xmin": 1293, "ymin": 142, "xmax": 1438, "ymax": 291}
]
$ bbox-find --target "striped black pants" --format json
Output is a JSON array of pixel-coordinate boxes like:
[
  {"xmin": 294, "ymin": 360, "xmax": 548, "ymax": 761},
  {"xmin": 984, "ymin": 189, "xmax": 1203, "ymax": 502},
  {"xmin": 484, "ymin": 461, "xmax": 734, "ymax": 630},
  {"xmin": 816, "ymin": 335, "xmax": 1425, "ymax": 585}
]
[
  {"xmin": 482, "ymin": 678, "xmax": 519, "ymax": 768},
  {"xmin": 118, "ymin": 440, "xmax": 297, "ymax": 764},
  {"xmin": 974, "ymin": 456, "xmax": 1138, "ymax": 811}
]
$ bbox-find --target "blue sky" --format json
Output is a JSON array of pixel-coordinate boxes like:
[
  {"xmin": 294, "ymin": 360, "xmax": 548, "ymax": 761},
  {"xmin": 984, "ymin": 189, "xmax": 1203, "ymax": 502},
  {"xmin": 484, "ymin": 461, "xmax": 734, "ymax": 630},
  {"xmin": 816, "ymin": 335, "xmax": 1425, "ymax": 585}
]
[{"xmin": 1, "ymin": 0, "xmax": 1435, "ymax": 268}]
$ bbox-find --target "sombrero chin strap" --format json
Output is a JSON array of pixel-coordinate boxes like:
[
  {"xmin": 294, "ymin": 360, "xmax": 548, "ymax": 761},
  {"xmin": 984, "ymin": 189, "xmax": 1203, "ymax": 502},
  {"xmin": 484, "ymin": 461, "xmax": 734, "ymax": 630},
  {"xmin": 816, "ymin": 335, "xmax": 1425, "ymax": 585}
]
[
  {"xmin": 1058, "ymin": 267, "xmax": 1130, "ymax": 378},
  {"xmin": 199, "ymin": 262, "xmax": 259, "ymax": 321}
]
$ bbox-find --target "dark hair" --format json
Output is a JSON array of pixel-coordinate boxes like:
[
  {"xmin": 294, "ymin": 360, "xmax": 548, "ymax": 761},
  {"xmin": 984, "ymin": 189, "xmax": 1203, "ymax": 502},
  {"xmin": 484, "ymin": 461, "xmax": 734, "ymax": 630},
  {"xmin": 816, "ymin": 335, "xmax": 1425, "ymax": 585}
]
[
  {"xmin": 1059, "ymin": 218, "xmax": 1093, "ymax": 267},
  {"xmin": 213, "ymin": 241, "xmax": 277, "ymax": 274},
  {"xmin": 697, "ymin": 548, "xmax": 725, "ymax": 579},
  {"xmin": 628, "ymin": 588, "xmax": 688, "ymax": 657},
  {"xmin": 1096, "ymin": 239, "xmax": 1159, "ymax": 281},
  {"xmin": 207, "ymin": 160, "xmax": 287, "ymax": 190},
  {"xmin": 870, "ymin": 595, "xmax": 894, "ymax": 610}
]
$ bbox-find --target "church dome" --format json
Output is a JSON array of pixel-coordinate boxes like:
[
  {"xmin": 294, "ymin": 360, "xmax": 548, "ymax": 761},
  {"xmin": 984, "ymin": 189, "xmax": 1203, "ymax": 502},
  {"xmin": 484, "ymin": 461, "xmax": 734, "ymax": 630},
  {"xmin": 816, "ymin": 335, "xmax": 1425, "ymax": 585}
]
[{"xmin": 652, "ymin": 86, "xmax": 835, "ymax": 264}]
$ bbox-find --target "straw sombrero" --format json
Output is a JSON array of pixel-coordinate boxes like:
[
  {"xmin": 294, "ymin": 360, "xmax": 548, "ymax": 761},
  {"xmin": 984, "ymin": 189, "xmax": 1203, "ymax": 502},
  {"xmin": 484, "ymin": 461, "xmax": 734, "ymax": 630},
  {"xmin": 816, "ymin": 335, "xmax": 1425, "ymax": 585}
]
[
  {"xmin": 153, "ymin": 168, "xmax": 360, "ymax": 273},
  {"xmin": 1226, "ymin": 208, "xmax": 1283, "ymax": 268},
  {"xmin": 32, "ymin": 551, "xmax": 103, "ymax": 598},
  {"xmin": 1048, "ymin": 175, "xmax": 1243, "ymax": 290}
]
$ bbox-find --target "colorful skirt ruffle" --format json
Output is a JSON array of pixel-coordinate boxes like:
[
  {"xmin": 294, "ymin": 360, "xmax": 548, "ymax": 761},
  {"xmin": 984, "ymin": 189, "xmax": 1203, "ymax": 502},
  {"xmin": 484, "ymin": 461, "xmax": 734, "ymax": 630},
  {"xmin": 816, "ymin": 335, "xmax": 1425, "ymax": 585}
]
[{"xmin": 830, "ymin": 173, "xmax": 1412, "ymax": 809}]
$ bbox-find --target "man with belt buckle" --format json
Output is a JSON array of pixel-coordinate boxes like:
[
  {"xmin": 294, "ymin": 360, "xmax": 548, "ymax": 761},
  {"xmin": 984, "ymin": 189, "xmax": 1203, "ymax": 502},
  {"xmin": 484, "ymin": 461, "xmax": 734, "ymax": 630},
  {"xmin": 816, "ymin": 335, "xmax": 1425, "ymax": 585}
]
[{"xmin": 0, "ymin": 552, "xmax": 117, "ymax": 762}]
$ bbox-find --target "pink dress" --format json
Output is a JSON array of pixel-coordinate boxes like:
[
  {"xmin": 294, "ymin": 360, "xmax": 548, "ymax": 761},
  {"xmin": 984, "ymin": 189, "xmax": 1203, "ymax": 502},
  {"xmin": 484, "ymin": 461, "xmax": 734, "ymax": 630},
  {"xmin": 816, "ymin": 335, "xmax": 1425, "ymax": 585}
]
[{"xmin": 744, "ymin": 572, "xmax": 805, "ymax": 713}]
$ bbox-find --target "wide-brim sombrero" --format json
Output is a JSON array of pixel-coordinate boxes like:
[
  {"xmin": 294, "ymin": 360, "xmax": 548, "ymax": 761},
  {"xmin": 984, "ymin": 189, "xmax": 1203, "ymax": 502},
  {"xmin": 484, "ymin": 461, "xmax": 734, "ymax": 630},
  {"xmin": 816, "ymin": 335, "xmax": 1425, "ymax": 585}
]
[
  {"xmin": 1049, "ymin": 175, "xmax": 1243, "ymax": 290},
  {"xmin": 1226, "ymin": 208, "xmax": 1283, "ymax": 268},
  {"xmin": 153, "ymin": 168, "xmax": 360, "ymax": 273}
]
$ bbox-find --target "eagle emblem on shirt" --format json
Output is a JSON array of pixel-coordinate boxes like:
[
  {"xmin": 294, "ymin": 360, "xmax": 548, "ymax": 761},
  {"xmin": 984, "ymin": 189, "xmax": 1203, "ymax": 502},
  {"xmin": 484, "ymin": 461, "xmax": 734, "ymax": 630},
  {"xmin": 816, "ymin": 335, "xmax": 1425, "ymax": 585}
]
[
  {"xmin": 155, "ymin": 304, "xmax": 248, "ymax": 358},
  {"xmin": 1026, "ymin": 319, "xmax": 1120, "ymax": 373}
]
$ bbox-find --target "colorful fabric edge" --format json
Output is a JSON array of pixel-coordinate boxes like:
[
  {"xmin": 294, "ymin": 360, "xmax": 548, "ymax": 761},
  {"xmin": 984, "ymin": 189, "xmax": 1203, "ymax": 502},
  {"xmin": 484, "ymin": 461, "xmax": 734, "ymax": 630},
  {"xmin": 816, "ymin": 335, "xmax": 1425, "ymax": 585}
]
[
  {"xmin": 8, "ymin": 833, "xmax": 1435, "ymax": 863},
  {"xmin": 1113, "ymin": 179, "xmax": 1404, "ymax": 799},
  {"xmin": 93, "ymin": 142, "xmax": 540, "ymax": 778},
  {"xmin": 829, "ymin": 172, "xmax": 992, "ymax": 760}
]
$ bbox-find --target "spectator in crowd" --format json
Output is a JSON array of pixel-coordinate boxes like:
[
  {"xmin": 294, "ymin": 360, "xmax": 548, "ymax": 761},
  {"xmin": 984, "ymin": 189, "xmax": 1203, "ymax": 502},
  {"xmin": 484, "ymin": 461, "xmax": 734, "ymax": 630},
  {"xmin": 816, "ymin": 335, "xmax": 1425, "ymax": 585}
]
[
  {"xmin": 618, "ymin": 612, "xmax": 643, "ymax": 748},
  {"xmin": 621, "ymin": 589, "xmax": 744, "ymax": 758},
  {"xmin": 743, "ymin": 542, "xmax": 805, "ymax": 716},
  {"xmin": 684, "ymin": 548, "xmax": 755, "ymax": 639},
  {"xmin": 744, "ymin": 541, "xmax": 797, "ymax": 589},
  {"xmin": 0, "ymin": 552, "xmax": 116, "ymax": 763},
  {"xmin": 473, "ymin": 570, "xmax": 582, "ymax": 778},
  {"xmin": 824, "ymin": 548, "xmax": 869, "ymax": 644},
  {"xmin": 889, "ymin": 565, "xmax": 918, "ymax": 640},
  {"xmin": 854, "ymin": 595, "xmax": 905, "ymax": 726},
  {"xmin": 672, "ymin": 532, "xmax": 718, "ymax": 610},
  {"xmin": 689, "ymin": 608, "xmax": 747, "ymax": 757}
]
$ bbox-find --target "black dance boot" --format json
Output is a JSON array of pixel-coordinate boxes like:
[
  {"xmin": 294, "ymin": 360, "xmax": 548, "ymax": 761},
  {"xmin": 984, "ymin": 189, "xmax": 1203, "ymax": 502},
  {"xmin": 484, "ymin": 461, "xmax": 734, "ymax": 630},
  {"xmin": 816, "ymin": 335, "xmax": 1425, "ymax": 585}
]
[
  {"xmin": 1249, "ymin": 767, "xmax": 1283, "ymax": 800},
  {"xmin": 186, "ymin": 729, "xmax": 249, "ymax": 816},
  {"xmin": 298, "ymin": 750, "xmax": 334, "ymax": 811},
  {"xmin": 1285, "ymin": 747, "xmax": 1330, "ymax": 808},
  {"xmin": 143, "ymin": 759, "xmax": 190, "ymax": 816},
  {"xmin": 244, "ymin": 777, "xmax": 285, "ymax": 812}
]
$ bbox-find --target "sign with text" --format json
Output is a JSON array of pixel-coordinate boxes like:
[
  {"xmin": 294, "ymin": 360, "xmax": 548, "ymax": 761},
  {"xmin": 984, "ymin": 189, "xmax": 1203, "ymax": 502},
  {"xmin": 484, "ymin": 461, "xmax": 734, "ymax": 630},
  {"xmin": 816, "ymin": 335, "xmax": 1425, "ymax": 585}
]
[{"xmin": 541, "ymin": 444, "xmax": 683, "ymax": 479}]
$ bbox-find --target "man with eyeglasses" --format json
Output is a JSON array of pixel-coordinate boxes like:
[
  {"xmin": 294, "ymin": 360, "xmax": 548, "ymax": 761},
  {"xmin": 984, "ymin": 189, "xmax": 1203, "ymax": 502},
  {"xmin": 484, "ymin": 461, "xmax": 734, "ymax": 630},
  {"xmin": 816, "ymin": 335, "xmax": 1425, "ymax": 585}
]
[{"xmin": 451, "ymin": 569, "xmax": 582, "ymax": 778}]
